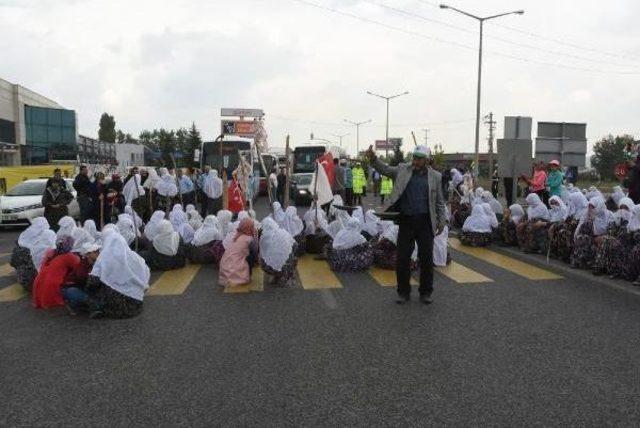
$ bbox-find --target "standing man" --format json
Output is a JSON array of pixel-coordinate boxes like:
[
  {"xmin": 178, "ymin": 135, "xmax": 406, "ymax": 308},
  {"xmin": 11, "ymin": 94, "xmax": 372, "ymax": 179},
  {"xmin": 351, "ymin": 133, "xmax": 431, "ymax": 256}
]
[
  {"xmin": 372, "ymin": 169, "xmax": 381, "ymax": 197},
  {"xmin": 380, "ymin": 175, "xmax": 392, "ymax": 205},
  {"xmin": 352, "ymin": 162, "xmax": 365, "ymax": 205},
  {"xmin": 368, "ymin": 145, "xmax": 446, "ymax": 305},
  {"xmin": 177, "ymin": 168, "xmax": 195, "ymax": 206},
  {"xmin": 269, "ymin": 168, "xmax": 278, "ymax": 203},
  {"xmin": 343, "ymin": 161, "xmax": 353, "ymax": 206},
  {"xmin": 276, "ymin": 167, "xmax": 287, "ymax": 205},
  {"xmin": 73, "ymin": 165, "xmax": 91, "ymax": 223},
  {"xmin": 625, "ymin": 154, "xmax": 640, "ymax": 204},
  {"xmin": 198, "ymin": 165, "xmax": 211, "ymax": 217},
  {"xmin": 332, "ymin": 158, "xmax": 345, "ymax": 201},
  {"xmin": 491, "ymin": 169, "xmax": 500, "ymax": 198}
]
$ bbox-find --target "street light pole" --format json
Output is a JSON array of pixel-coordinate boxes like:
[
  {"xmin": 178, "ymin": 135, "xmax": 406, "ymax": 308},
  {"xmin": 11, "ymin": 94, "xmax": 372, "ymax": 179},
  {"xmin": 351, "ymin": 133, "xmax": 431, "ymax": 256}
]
[
  {"xmin": 366, "ymin": 90, "xmax": 409, "ymax": 158},
  {"xmin": 440, "ymin": 4, "xmax": 524, "ymax": 176},
  {"xmin": 344, "ymin": 119, "xmax": 372, "ymax": 157},
  {"xmin": 330, "ymin": 132, "xmax": 350, "ymax": 149}
]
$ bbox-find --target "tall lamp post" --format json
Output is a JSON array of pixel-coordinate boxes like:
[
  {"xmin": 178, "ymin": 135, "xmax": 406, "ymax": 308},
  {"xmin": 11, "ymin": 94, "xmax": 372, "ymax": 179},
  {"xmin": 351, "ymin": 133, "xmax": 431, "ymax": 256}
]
[
  {"xmin": 330, "ymin": 132, "xmax": 350, "ymax": 149},
  {"xmin": 344, "ymin": 119, "xmax": 371, "ymax": 157},
  {"xmin": 440, "ymin": 4, "xmax": 524, "ymax": 175},
  {"xmin": 366, "ymin": 90, "xmax": 409, "ymax": 158}
]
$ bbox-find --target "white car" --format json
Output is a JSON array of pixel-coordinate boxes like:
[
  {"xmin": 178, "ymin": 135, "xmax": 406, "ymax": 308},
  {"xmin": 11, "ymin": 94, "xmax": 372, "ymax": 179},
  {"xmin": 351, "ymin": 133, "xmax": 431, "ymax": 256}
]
[{"xmin": 0, "ymin": 178, "xmax": 79, "ymax": 227}]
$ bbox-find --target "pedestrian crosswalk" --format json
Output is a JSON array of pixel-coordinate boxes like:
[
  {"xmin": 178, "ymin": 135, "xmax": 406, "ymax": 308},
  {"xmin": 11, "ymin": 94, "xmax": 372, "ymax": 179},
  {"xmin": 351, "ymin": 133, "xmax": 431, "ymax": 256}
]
[{"xmin": 0, "ymin": 239, "xmax": 563, "ymax": 303}]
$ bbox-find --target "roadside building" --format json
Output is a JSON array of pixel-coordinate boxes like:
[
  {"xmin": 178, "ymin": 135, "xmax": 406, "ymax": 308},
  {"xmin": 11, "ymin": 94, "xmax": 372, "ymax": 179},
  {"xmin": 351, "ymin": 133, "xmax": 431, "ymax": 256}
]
[{"xmin": 0, "ymin": 77, "xmax": 78, "ymax": 166}]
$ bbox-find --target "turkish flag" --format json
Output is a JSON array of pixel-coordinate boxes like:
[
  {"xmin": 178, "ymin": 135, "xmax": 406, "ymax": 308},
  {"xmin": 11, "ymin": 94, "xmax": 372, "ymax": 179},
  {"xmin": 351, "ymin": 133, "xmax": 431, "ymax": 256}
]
[
  {"xmin": 227, "ymin": 179, "xmax": 245, "ymax": 213},
  {"xmin": 317, "ymin": 152, "xmax": 334, "ymax": 188}
]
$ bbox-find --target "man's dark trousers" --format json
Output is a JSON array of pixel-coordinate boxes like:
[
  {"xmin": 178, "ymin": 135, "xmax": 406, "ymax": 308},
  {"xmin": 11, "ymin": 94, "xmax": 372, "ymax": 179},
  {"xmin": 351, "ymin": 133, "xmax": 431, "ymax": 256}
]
[{"xmin": 396, "ymin": 214, "xmax": 434, "ymax": 297}]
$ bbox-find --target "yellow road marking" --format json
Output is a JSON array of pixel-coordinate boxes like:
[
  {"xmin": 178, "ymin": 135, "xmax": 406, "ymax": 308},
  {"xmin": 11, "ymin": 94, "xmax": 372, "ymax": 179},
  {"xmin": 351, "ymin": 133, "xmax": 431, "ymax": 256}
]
[
  {"xmin": 223, "ymin": 268, "xmax": 264, "ymax": 294},
  {"xmin": 436, "ymin": 261, "xmax": 493, "ymax": 284},
  {"xmin": 0, "ymin": 263, "xmax": 14, "ymax": 277},
  {"xmin": 296, "ymin": 255, "xmax": 342, "ymax": 290},
  {"xmin": 369, "ymin": 266, "xmax": 417, "ymax": 287},
  {"xmin": 450, "ymin": 238, "xmax": 562, "ymax": 280},
  {"xmin": 147, "ymin": 264, "xmax": 201, "ymax": 296},
  {"xmin": 0, "ymin": 283, "xmax": 26, "ymax": 302}
]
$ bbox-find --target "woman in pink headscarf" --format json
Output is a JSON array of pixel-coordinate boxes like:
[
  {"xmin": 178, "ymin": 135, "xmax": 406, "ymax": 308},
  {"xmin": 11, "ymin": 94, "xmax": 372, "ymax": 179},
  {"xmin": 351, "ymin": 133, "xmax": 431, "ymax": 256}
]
[{"xmin": 218, "ymin": 218, "xmax": 257, "ymax": 287}]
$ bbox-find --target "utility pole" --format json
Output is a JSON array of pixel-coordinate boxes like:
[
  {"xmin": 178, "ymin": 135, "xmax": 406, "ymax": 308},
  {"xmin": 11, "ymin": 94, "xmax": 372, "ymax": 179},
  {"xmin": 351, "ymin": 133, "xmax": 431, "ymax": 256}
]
[
  {"xmin": 422, "ymin": 128, "xmax": 429, "ymax": 146},
  {"xmin": 330, "ymin": 132, "xmax": 349, "ymax": 149},
  {"xmin": 484, "ymin": 112, "xmax": 496, "ymax": 177}
]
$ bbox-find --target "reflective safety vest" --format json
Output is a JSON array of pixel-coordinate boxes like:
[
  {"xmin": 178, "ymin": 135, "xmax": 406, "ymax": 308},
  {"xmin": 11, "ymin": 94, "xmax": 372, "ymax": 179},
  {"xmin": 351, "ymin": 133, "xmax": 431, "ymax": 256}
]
[
  {"xmin": 352, "ymin": 167, "xmax": 366, "ymax": 194},
  {"xmin": 381, "ymin": 176, "xmax": 393, "ymax": 195}
]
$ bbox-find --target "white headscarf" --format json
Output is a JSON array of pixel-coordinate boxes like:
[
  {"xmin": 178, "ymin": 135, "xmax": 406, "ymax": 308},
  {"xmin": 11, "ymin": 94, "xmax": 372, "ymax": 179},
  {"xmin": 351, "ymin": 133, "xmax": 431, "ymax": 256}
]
[
  {"xmin": 71, "ymin": 226, "xmax": 95, "ymax": 253},
  {"xmin": 568, "ymin": 192, "xmax": 589, "ymax": 219},
  {"xmin": 303, "ymin": 205, "xmax": 328, "ymax": 235},
  {"xmin": 144, "ymin": 211, "xmax": 166, "ymax": 241},
  {"xmin": 611, "ymin": 186, "xmax": 626, "ymax": 205},
  {"xmin": 587, "ymin": 196, "xmax": 613, "ymax": 236},
  {"xmin": 450, "ymin": 168, "xmax": 463, "ymax": 188},
  {"xmin": 526, "ymin": 193, "xmax": 550, "ymax": 221},
  {"xmin": 143, "ymin": 168, "xmax": 160, "ymax": 190},
  {"xmin": 463, "ymin": 204, "xmax": 492, "ymax": 233},
  {"xmin": 614, "ymin": 197, "xmax": 634, "ymax": 225},
  {"xmin": 102, "ymin": 224, "xmax": 118, "ymax": 237},
  {"xmin": 83, "ymin": 220, "xmax": 101, "ymax": 242},
  {"xmin": 152, "ymin": 220, "xmax": 180, "ymax": 256},
  {"xmin": 124, "ymin": 206, "xmax": 143, "ymax": 230},
  {"xmin": 509, "ymin": 204, "xmax": 524, "ymax": 224},
  {"xmin": 481, "ymin": 191, "xmax": 503, "ymax": 214},
  {"xmin": 178, "ymin": 222, "xmax": 195, "ymax": 244},
  {"xmin": 185, "ymin": 204, "xmax": 203, "ymax": 230},
  {"xmin": 482, "ymin": 203, "xmax": 499, "ymax": 228},
  {"xmin": 283, "ymin": 206, "xmax": 304, "ymax": 237},
  {"xmin": 362, "ymin": 210, "xmax": 380, "ymax": 237},
  {"xmin": 259, "ymin": 217, "xmax": 294, "ymax": 271},
  {"xmin": 18, "ymin": 217, "xmax": 49, "ymax": 248},
  {"xmin": 381, "ymin": 222, "xmax": 399, "ymax": 245},
  {"xmin": 116, "ymin": 214, "xmax": 136, "ymax": 245},
  {"xmin": 548, "ymin": 196, "xmax": 568, "ymax": 223},
  {"xmin": 91, "ymin": 232, "xmax": 150, "ymax": 301},
  {"xmin": 31, "ymin": 229, "xmax": 56, "ymax": 271},
  {"xmin": 586, "ymin": 186, "xmax": 603, "ymax": 201},
  {"xmin": 57, "ymin": 216, "xmax": 77, "ymax": 239},
  {"xmin": 170, "ymin": 204, "xmax": 188, "ymax": 230},
  {"xmin": 333, "ymin": 217, "xmax": 367, "ymax": 250},
  {"xmin": 192, "ymin": 215, "xmax": 223, "ymax": 246},
  {"xmin": 203, "ymin": 169, "xmax": 223, "ymax": 199},
  {"xmin": 271, "ymin": 202, "xmax": 286, "ymax": 226},
  {"xmin": 156, "ymin": 173, "xmax": 178, "ymax": 197},
  {"xmin": 123, "ymin": 174, "xmax": 145, "ymax": 205},
  {"xmin": 628, "ymin": 204, "xmax": 640, "ymax": 232},
  {"xmin": 330, "ymin": 195, "xmax": 344, "ymax": 217},
  {"xmin": 352, "ymin": 207, "xmax": 365, "ymax": 224},
  {"xmin": 217, "ymin": 210, "xmax": 233, "ymax": 237}
]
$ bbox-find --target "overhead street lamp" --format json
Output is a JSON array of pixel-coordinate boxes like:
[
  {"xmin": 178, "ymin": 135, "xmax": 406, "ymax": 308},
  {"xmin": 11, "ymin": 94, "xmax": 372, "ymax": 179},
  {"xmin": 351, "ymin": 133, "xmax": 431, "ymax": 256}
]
[
  {"xmin": 366, "ymin": 90, "xmax": 409, "ymax": 158},
  {"xmin": 440, "ymin": 4, "xmax": 524, "ymax": 175},
  {"xmin": 330, "ymin": 132, "xmax": 350, "ymax": 149},
  {"xmin": 344, "ymin": 119, "xmax": 372, "ymax": 158}
]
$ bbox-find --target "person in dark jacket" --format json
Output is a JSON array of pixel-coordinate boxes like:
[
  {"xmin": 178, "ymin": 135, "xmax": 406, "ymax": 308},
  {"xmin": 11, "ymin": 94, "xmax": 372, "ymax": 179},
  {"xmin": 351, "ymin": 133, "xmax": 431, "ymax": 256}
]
[
  {"xmin": 89, "ymin": 172, "xmax": 109, "ymax": 229},
  {"xmin": 625, "ymin": 154, "xmax": 640, "ymax": 204},
  {"xmin": 73, "ymin": 165, "xmax": 92, "ymax": 223},
  {"xmin": 42, "ymin": 179, "xmax": 74, "ymax": 232},
  {"xmin": 106, "ymin": 173, "xmax": 125, "ymax": 221}
]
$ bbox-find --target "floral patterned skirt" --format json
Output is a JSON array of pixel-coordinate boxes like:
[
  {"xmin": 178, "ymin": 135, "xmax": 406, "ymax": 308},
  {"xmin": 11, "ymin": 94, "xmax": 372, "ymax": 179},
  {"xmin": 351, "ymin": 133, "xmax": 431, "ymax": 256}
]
[
  {"xmin": 87, "ymin": 276, "xmax": 143, "ymax": 319},
  {"xmin": 185, "ymin": 242, "xmax": 219, "ymax": 265},
  {"xmin": 592, "ymin": 235, "xmax": 621, "ymax": 275},
  {"xmin": 10, "ymin": 245, "xmax": 31, "ymax": 269},
  {"xmin": 460, "ymin": 231, "xmax": 492, "ymax": 247},
  {"xmin": 327, "ymin": 242, "xmax": 374, "ymax": 272},
  {"xmin": 453, "ymin": 203, "xmax": 471, "ymax": 229},
  {"xmin": 305, "ymin": 232, "xmax": 332, "ymax": 255},
  {"xmin": 571, "ymin": 221, "xmax": 595, "ymax": 269},
  {"xmin": 140, "ymin": 247, "xmax": 186, "ymax": 271},
  {"xmin": 260, "ymin": 250, "xmax": 298, "ymax": 287},
  {"xmin": 293, "ymin": 233, "xmax": 306, "ymax": 256}
]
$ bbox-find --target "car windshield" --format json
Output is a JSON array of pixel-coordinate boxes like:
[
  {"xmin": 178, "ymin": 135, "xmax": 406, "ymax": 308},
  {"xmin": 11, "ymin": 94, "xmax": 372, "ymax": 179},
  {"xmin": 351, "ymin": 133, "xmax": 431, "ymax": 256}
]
[
  {"xmin": 293, "ymin": 174, "xmax": 313, "ymax": 186},
  {"xmin": 6, "ymin": 181, "xmax": 47, "ymax": 196}
]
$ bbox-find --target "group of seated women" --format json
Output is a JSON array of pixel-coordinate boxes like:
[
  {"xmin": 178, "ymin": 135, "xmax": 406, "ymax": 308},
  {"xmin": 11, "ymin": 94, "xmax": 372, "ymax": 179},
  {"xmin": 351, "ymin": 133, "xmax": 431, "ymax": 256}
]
[
  {"xmin": 458, "ymin": 184, "xmax": 640, "ymax": 286},
  {"xmin": 12, "ymin": 215, "xmax": 150, "ymax": 318}
]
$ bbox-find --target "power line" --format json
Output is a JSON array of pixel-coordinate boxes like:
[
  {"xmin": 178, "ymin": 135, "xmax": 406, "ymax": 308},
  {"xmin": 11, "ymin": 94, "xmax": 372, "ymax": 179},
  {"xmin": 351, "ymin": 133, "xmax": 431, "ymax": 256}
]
[
  {"xmin": 415, "ymin": 0, "xmax": 640, "ymax": 63},
  {"xmin": 368, "ymin": 0, "xmax": 640, "ymax": 67},
  {"xmin": 291, "ymin": 0, "xmax": 640, "ymax": 75}
]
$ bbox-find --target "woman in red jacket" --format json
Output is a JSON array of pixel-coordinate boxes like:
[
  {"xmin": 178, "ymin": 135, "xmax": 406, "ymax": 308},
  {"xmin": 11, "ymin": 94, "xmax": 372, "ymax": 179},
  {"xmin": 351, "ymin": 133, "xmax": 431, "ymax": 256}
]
[{"xmin": 32, "ymin": 236, "xmax": 81, "ymax": 309}]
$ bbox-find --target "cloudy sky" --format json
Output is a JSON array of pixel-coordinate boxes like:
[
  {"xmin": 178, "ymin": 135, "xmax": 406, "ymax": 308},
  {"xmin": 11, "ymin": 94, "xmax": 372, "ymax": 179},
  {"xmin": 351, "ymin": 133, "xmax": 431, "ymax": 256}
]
[{"xmin": 1, "ymin": 0, "xmax": 639, "ymax": 155}]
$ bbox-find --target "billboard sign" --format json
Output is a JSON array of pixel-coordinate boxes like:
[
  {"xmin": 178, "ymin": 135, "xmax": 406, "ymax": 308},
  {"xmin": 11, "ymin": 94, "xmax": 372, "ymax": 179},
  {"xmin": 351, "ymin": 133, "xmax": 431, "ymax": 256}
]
[
  {"xmin": 221, "ymin": 120, "xmax": 257, "ymax": 138},
  {"xmin": 220, "ymin": 108, "xmax": 264, "ymax": 118},
  {"xmin": 375, "ymin": 138, "xmax": 402, "ymax": 150}
]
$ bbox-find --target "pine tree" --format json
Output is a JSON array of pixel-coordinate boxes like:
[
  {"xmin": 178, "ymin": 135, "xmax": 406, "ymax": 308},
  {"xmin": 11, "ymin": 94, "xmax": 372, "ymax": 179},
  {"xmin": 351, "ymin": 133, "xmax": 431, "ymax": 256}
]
[{"xmin": 185, "ymin": 122, "xmax": 203, "ymax": 168}]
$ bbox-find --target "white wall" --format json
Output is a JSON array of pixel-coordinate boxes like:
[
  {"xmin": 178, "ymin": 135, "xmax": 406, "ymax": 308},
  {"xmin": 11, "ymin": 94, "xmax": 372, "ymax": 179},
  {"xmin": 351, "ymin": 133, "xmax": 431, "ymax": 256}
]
[{"xmin": 115, "ymin": 143, "xmax": 145, "ymax": 169}]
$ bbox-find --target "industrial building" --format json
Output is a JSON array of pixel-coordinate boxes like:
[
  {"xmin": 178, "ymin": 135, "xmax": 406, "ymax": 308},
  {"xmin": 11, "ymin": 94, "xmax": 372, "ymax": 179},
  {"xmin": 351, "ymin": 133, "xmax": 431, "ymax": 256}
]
[{"xmin": 0, "ymin": 77, "xmax": 77, "ymax": 166}]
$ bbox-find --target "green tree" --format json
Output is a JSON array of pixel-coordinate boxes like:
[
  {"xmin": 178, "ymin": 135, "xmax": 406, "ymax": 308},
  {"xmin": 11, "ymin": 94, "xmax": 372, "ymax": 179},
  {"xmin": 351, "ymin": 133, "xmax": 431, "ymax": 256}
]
[
  {"xmin": 590, "ymin": 134, "xmax": 632, "ymax": 180},
  {"xmin": 98, "ymin": 113, "xmax": 116, "ymax": 143},
  {"xmin": 183, "ymin": 123, "xmax": 203, "ymax": 168},
  {"xmin": 157, "ymin": 128, "xmax": 176, "ymax": 167},
  {"xmin": 175, "ymin": 127, "xmax": 188, "ymax": 166}
]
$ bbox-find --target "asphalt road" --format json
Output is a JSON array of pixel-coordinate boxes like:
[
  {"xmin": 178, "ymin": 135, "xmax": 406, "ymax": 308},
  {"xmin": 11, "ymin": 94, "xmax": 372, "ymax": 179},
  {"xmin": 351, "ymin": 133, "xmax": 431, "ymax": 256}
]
[{"xmin": 2, "ymin": 195, "xmax": 640, "ymax": 427}]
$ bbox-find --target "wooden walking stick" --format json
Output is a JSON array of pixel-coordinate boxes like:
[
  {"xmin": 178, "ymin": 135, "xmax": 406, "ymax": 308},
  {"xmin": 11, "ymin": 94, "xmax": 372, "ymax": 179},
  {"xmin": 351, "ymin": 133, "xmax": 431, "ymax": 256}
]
[
  {"xmin": 99, "ymin": 194, "xmax": 104, "ymax": 229},
  {"xmin": 131, "ymin": 174, "xmax": 142, "ymax": 252},
  {"xmin": 284, "ymin": 135, "xmax": 291, "ymax": 208},
  {"xmin": 170, "ymin": 154, "xmax": 183, "ymax": 207}
]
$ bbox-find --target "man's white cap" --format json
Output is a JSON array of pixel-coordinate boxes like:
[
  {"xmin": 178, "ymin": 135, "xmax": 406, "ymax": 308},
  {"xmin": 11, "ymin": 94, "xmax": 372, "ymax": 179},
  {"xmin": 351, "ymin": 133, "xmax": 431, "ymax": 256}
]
[
  {"xmin": 413, "ymin": 145, "xmax": 432, "ymax": 159},
  {"xmin": 80, "ymin": 243, "xmax": 101, "ymax": 254}
]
